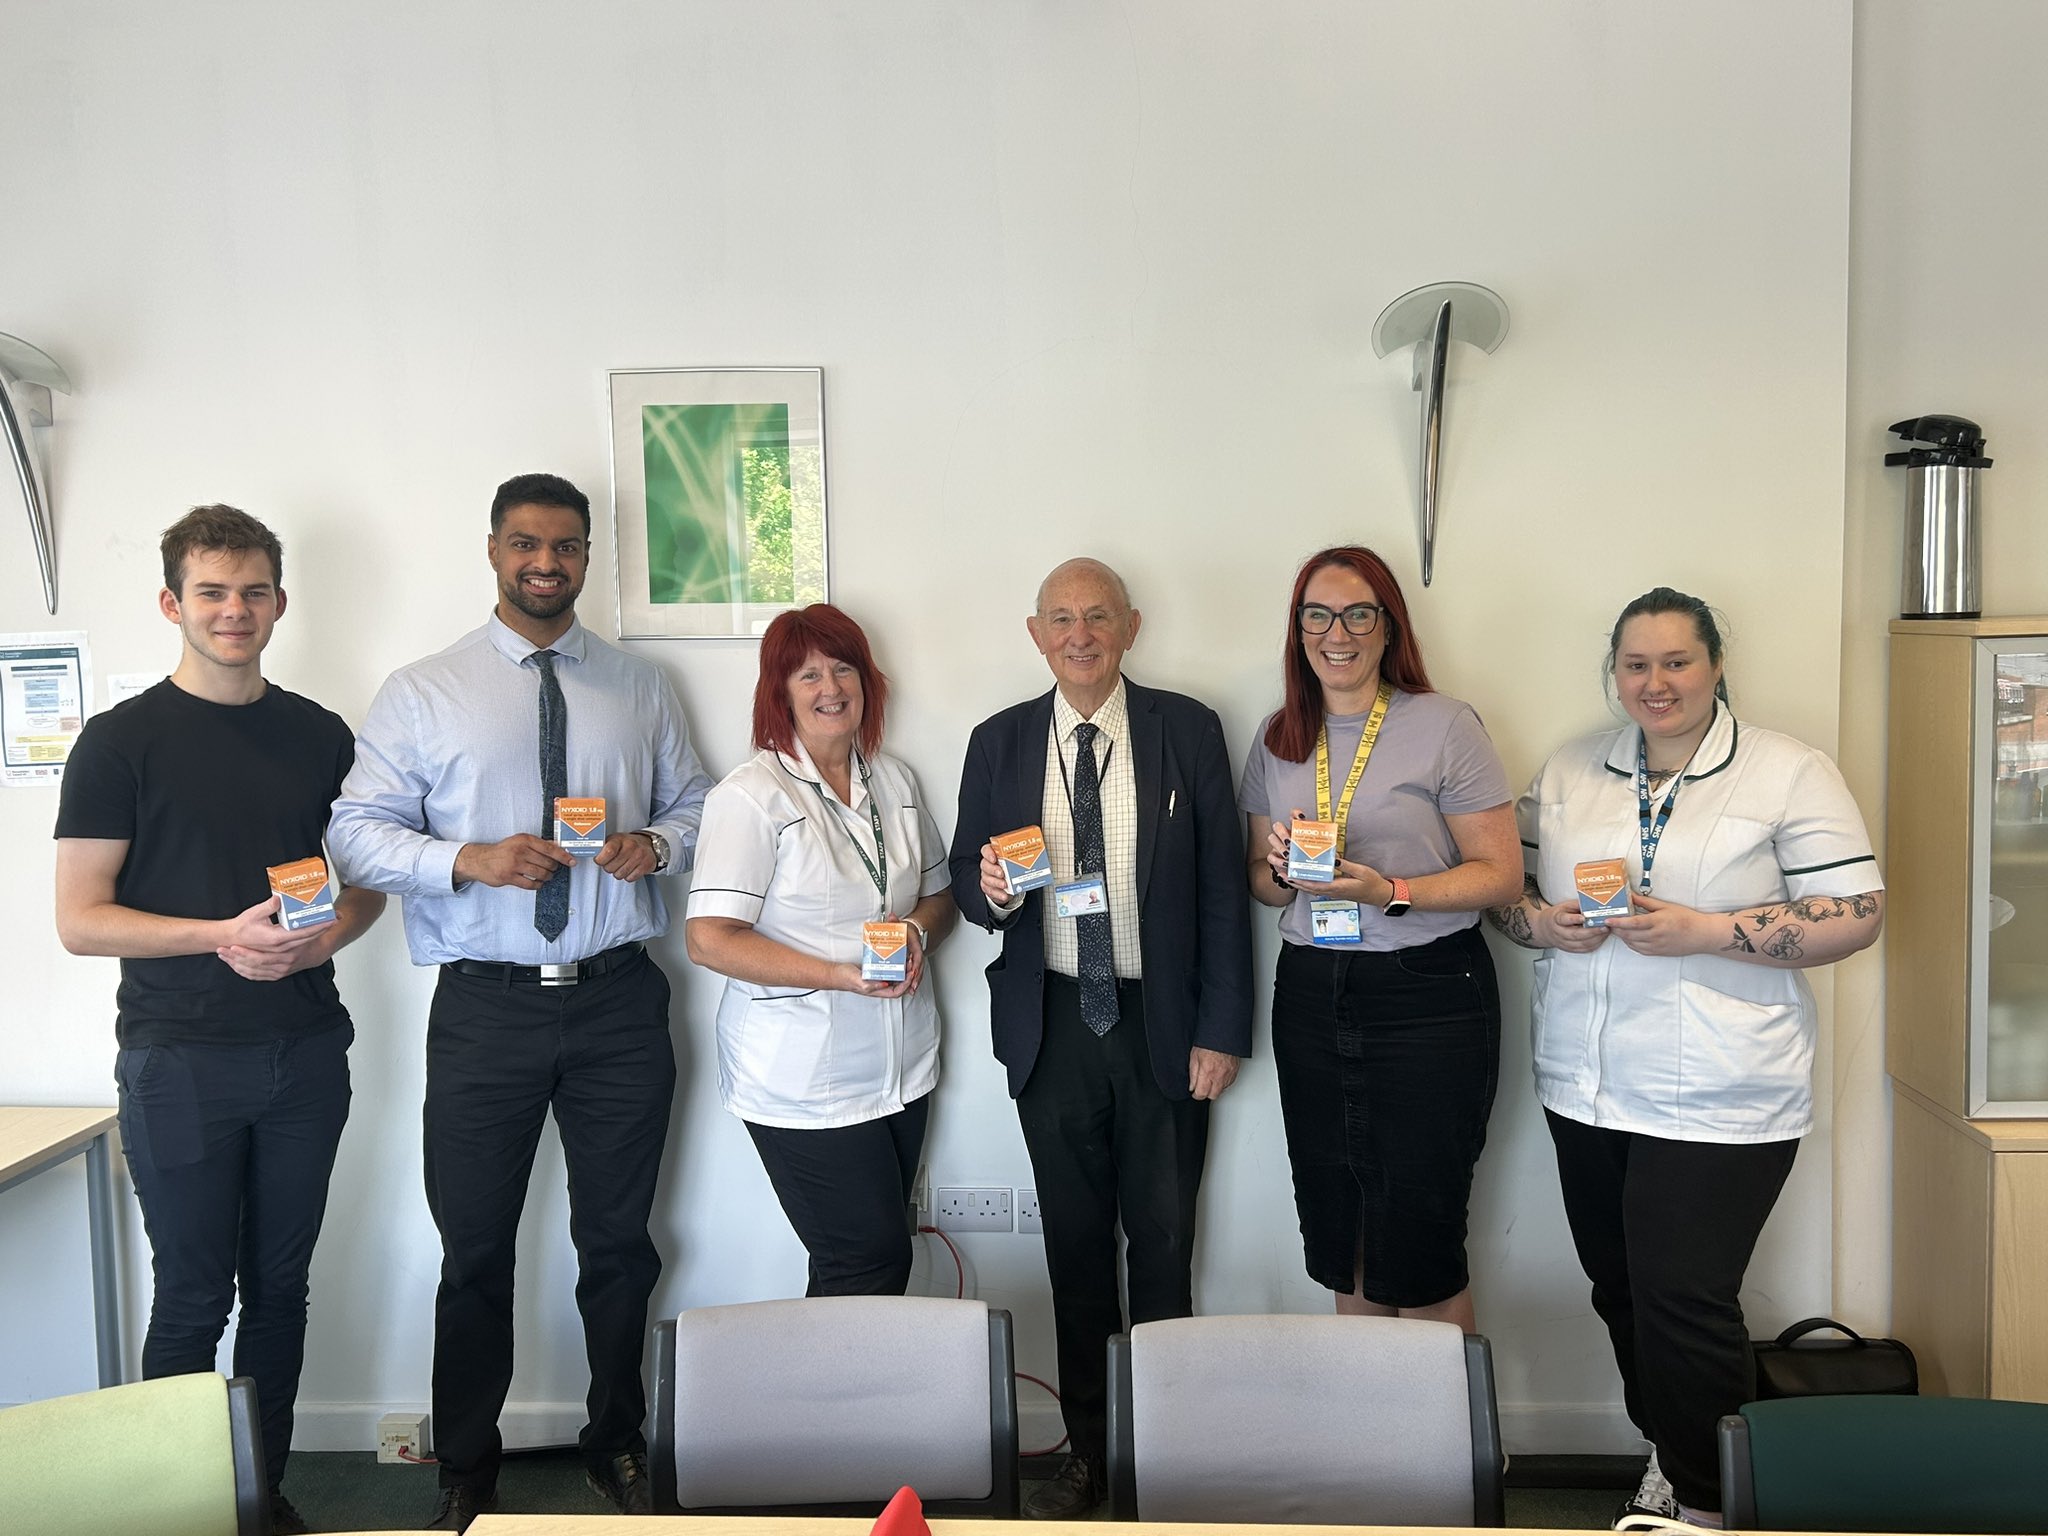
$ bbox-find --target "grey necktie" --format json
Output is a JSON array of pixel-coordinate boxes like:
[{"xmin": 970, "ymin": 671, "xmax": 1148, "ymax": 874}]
[
  {"xmin": 1071, "ymin": 722, "xmax": 1117, "ymax": 1035},
  {"xmin": 533, "ymin": 649, "xmax": 569, "ymax": 942}
]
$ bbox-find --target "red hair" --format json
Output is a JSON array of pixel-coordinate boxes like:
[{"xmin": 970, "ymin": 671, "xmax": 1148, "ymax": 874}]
[
  {"xmin": 752, "ymin": 604, "xmax": 890, "ymax": 759},
  {"xmin": 1263, "ymin": 546, "xmax": 1434, "ymax": 762}
]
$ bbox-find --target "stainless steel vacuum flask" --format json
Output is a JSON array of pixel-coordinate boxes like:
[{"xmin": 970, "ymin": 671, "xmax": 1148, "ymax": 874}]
[{"xmin": 1885, "ymin": 415, "xmax": 1991, "ymax": 619}]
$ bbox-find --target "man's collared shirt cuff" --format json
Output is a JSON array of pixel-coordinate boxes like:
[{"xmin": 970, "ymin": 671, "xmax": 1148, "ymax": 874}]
[
  {"xmin": 646, "ymin": 821, "xmax": 693, "ymax": 875},
  {"xmin": 418, "ymin": 838, "xmax": 464, "ymax": 894}
]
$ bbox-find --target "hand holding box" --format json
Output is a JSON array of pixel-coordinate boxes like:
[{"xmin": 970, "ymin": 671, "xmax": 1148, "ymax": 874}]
[
  {"xmin": 267, "ymin": 856, "xmax": 338, "ymax": 931},
  {"xmin": 862, "ymin": 920, "xmax": 910, "ymax": 981},
  {"xmin": 1286, "ymin": 820, "xmax": 1339, "ymax": 884},
  {"xmin": 1574, "ymin": 858, "xmax": 1632, "ymax": 927}
]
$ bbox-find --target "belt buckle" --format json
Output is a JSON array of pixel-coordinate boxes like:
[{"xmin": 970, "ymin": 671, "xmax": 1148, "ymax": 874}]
[{"xmin": 537, "ymin": 963, "xmax": 580, "ymax": 988}]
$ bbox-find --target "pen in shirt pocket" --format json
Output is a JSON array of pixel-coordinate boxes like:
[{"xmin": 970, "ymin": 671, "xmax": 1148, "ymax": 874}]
[{"xmin": 1169, "ymin": 790, "xmax": 1177, "ymax": 817}]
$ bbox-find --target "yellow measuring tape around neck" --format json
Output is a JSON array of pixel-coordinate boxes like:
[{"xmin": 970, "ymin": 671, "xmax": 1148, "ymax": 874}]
[{"xmin": 1314, "ymin": 680, "xmax": 1394, "ymax": 860}]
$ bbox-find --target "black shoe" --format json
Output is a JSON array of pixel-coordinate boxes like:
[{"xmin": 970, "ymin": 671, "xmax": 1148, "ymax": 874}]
[
  {"xmin": 1025, "ymin": 1453, "xmax": 1102, "ymax": 1519},
  {"xmin": 268, "ymin": 1490, "xmax": 310, "ymax": 1535},
  {"xmin": 427, "ymin": 1485, "xmax": 499, "ymax": 1531},
  {"xmin": 1613, "ymin": 1450, "xmax": 1681, "ymax": 1528},
  {"xmin": 586, "ymin": 1450, "xmax": 654, "ymax": 1514}
]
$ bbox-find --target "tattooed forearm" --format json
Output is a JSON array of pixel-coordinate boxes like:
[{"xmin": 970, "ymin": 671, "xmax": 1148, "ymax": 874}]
[
  {"xmin": 1485, "ymin": 874, "xmax": 1541, "ymax": 948},
  {"xmin": 1784, "ymin": 895, "xmax": 1878, "ymax": 923},
  {"xmin": 1721, "ymin": 892, "xmax": 1880, "ymax": 966},
  {"xmin": 1493, "ymin": 904, "xmax": 1535, "ymax": 945},
  {"xmin": 1762, "ymin": 924, "xmax": 1805, "ymax": 959}
]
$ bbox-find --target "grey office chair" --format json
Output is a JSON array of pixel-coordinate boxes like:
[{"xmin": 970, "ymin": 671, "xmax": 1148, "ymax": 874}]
[
  {"xmin": 650, "ymin": 1295, "xmax": 1019, "ymax": 1516},
  {"xmin": 1719, "ymin": 1394, "xmax": 2048, "ymax": 1532},
  {"xmin": 0, "ymin": 1372, "xmax": 267, "ymax": 1535},
  {"xmin": 1107, "ymin": 1314, "xmax": 1505, "ymax": 1525}
]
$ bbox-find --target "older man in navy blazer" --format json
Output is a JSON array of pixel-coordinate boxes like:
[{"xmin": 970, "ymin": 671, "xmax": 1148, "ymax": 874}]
[{"xmin": 950, "ymin": 556, "xmax": 1252, "ymax": 1519}]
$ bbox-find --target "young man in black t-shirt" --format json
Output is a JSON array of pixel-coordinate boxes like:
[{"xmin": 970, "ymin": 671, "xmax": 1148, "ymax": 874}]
[{"xmin": 54, "ymin": 506, "xmax": 383, "ymax": 1534}]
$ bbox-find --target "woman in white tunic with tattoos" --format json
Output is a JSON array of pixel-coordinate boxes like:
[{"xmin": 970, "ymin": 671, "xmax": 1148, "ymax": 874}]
[{"xmin": 1488, "ymin": 587, "xmax": 1883, "ymax": 1530}]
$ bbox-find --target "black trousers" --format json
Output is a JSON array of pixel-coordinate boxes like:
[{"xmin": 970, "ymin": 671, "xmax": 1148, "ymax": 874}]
[
  {"xmin": 745, "ymin": 1094, "xmax": 929, "ymax": 1296},
  {"xmin": 115, "ymin": 1024, "xmax": 351, "ymax": 1489},
  {"xmin": 1545, "ymin": 1109, "xmax": 1798, "ymax": 1513},
  {"xmin": 1016, "ymin": 974, "xmax": 1209, "ymax": 1465},
  {"xmin": 424, "ymin": 953, "xmax": 676, "ymax": 1492}
]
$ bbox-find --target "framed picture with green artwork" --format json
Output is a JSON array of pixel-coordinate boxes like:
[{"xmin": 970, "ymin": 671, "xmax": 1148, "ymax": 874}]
[{"xmin": 608, "ymin": 366, "xmax": 829, "ymax": 638}]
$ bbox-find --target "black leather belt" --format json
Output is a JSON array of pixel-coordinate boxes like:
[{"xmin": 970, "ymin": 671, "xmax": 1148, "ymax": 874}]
[{"xmin": 444, "ymin": 941, "xmax": 644, "ymax": 988}]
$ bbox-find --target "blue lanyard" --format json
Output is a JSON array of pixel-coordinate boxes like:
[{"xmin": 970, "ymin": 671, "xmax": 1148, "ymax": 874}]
[{"xmin": 1634, "ymin": 737, "xmax": 1686, "ymax": 895}]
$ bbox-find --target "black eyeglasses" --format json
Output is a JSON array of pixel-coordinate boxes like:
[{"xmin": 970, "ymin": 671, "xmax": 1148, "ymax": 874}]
[{"xmin": 1297, "ymin": 602, "xmax": 1385, "ymax": 636}]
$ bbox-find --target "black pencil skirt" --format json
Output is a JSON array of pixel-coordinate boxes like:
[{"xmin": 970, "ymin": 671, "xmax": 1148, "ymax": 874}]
[{"xmin": 1270, "ymin": 925, "xmax": 1501, "ymax": 1307}]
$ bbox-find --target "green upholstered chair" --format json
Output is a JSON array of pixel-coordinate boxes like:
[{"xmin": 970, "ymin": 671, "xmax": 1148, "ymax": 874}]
[
  {"xmin": 1719, "ymin": 1394, "xmax": 2048, "ymax": 1532},
  {"xmin": 0, "ymin": 1373, "xmax": 267, "ymax": 1536}
]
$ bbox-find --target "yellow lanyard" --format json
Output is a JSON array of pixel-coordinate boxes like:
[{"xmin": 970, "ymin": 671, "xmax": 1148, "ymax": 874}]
[{"xmin": 1314, "ymin": 680, "xmax": 1394, "ymax": 860}]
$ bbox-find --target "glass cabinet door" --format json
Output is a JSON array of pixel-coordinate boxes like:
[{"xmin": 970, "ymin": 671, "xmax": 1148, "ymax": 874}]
[{"xmin": 1976, "ymin": 641, "xmax": 2048, "ymax": 1111}]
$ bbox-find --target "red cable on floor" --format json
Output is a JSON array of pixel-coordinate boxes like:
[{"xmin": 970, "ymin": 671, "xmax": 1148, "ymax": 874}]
[{"xmin": 1015, "ymin": 1372, "xmax": 1067, "ymax": 1457}]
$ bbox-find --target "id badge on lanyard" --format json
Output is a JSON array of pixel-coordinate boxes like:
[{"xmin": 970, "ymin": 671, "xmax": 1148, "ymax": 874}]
[
  {"xmin": 1309, "ymin": 899, "xmax": 1363, "ymax": 945},
  {"xmin": 1054, "ymin": 877, "xmax": 1109, "ymax": 919}
]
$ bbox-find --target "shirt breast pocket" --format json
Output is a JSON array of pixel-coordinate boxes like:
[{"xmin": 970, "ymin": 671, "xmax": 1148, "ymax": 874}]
[
  {"xmin": 1534, "ymin": 801, "xmax": 1610, "ymax": 897},
  {"xmin": 1692, "ymin": 813, "xmax": 1786, "ymax": 911},
  {"xmin": 1151, "ymin": 771, "xmax": 1195, "ymax": 860}
]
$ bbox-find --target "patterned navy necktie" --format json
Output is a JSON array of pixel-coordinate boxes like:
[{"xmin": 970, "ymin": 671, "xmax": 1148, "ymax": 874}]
[
  {"xmin": 533, "ymin": 649, "xmax": 570, "ymax": 942},
  {"xmin": 1071, "ymin": 722, "xmax": 1117, "ymax": 1035}
]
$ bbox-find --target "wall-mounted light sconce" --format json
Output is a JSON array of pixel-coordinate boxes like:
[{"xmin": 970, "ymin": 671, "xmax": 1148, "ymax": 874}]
[
  {"xmin": 1371, "ymin": 282, "xmax": 1508, "ymax": 587},
  {"xmin": 0, "ymin": 332, "xmax": 74, "ymax": 615}
]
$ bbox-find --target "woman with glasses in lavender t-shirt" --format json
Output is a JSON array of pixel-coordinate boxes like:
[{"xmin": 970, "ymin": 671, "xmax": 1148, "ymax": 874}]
[{"xmin": 1241, "ymin": 545, "xmax": 1523, "ymax": 1333}]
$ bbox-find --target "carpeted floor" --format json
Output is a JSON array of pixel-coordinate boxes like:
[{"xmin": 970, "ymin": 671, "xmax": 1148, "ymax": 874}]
[{"xmin": 280, "ymin": 1448, "xmax": 1636, "ymax": 1530}]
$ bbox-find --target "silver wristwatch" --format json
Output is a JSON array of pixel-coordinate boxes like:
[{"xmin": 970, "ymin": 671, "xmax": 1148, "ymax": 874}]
[{"xmin": 640, "ymin": 829, "xmax": 672, "ymax": 874}]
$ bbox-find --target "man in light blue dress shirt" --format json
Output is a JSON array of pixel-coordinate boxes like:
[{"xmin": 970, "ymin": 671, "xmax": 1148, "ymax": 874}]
[{"xmin": 329, "ymin": 472, "xmax": 711, "ymax": 1531}]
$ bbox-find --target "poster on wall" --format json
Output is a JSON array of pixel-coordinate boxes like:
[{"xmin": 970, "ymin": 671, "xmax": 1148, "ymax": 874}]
[
  {"xmin": 608, "ymin": 367, "xmax": 829, "ymax": 639},
  {"xmin": 0, "ymin": 631, "xmax": 90, "ymax": 786}
]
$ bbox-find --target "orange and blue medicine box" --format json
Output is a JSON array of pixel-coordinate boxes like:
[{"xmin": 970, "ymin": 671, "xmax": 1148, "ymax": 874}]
[
  {"xmin": 862, "ymin": 920, "xmax": 910, "ymax": 982},
  {"xmin": 555, "ymin": 797, "xmax": 607, "ymax": 855},
  {"xmin": 267, "ymin": 856, "xmax": 338, "ymax": 931},
  {"xmin": 1575, "ymin": 858, "xmax": 1633, "ymax": 927},
  {"xmin": 993, "ymin": 825, "xmax": 1055, "ymax": 895},
  {"xmin": 1286, "ymin": 820, "xmax": 1339, "ymax": 884}
]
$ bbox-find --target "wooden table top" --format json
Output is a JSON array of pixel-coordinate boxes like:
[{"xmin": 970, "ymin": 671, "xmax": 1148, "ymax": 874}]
[
  {"xmin": 467, "ymin": 1524, "xmax": 1502, "ymax": 1536},
  {"xmin": 465, "ymin": 1520, "xmax": 1902, "ymax": 1536},
  {"xmin": 0, "ymin": 1106, "xmax": 117, "ymax": 1184}
]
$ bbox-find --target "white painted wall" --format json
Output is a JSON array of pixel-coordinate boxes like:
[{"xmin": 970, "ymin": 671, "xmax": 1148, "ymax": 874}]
[
  {"xmin": 1, "ymin": 1, "xmax": 1855, "ymax": 1453},
  {"xmin": 1832, "ymin": 0, "xmax": 2048, "ymax": 1331}
]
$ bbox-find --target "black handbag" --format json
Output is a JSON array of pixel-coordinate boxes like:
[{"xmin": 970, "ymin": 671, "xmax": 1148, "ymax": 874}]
[{"xmin": 1751, "ymin": 1316, "xmax": 1919, "ymax": 1399}]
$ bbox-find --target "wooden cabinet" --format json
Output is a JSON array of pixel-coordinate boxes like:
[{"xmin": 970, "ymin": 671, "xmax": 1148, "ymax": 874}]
[
  {"xmin": 1887, "ymin": 619, "xmax": 2048, "ymax": 1399},
  {"xmin": 1892, "ymin": 1085, "xmax": 2048, "ymax": 1399},
  {"xmin": 1886, "ymin": 618, "xmax": 2048, "ymax": 1116}
]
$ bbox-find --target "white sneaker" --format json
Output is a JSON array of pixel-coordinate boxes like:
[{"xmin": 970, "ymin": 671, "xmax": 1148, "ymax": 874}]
[{"xmin": 1614, "ymin": 1449, "xmax": 1681, "ymax": 1528}]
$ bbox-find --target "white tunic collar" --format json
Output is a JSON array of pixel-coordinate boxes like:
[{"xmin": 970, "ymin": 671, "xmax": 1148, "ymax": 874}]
[
  {"xmin": 773, "ymin": 739, "xmax": 872, "ymax": 810},
  {"xmin": 1602, "ymin": 701, "xmax": 1739, "ymax": 782}
]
